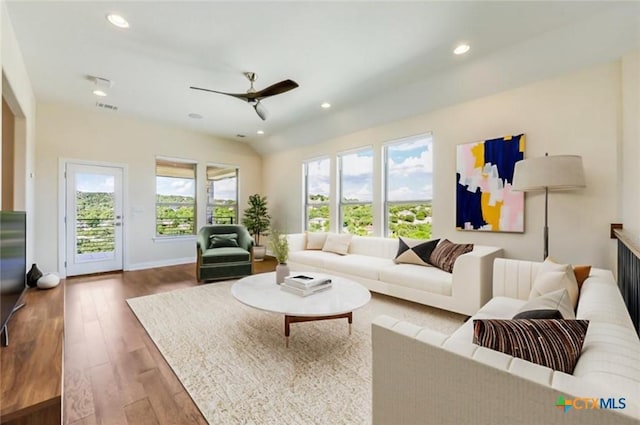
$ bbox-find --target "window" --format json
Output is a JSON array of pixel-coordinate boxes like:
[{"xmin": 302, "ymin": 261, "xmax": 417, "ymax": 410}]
[
  {"xmin": 206, "ymin": 165, "xmax": 238, "ymax": 225},
  {"xmin": 339, "ymin": 148, "xmax": 373, "ymax": 236},
  {"xmin": 155, "ymin": 158, "xmax": 196, "ymax": 236},
  {"xmin": 304, "ymin": 157, "xmax": 330, "ymax": 232},
  {"xmin": 384, "ymin": 134, "xmax": 433, "ymax": 239}
]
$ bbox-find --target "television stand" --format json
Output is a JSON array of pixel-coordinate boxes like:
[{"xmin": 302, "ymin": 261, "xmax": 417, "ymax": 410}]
[
  {"xmin": 0, "ymin": 286, "xmax": 62, "ymax": 425},
  {"xmin": 0, "ymin": 302, "xmax": 25, "ymax": 347}
]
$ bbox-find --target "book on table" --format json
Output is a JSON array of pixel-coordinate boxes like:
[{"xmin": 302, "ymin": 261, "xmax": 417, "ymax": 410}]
[
  {"xmin": 284, "ymin": 274, "xmax": 332, "ymax": 289},
  {"xmin": 280, "ymin": 280, "xmax": 333, "ymax": 297}
]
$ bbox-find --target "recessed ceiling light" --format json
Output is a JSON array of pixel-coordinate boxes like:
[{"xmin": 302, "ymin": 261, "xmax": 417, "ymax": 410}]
[
  {"xmin": 188, "ymin": 113, "xmax": 203, "ymax": 119},
  {"xmin": 92, "ymin": 89, "xmax": 107, "ymax": 97},
  {"xmin": 453, "ymin": 43, "xmax": 470, "ymax": 55},
  {"xmin": 257, "ymin": 130, "xmax": 264, "ymax": 135},
  {"xmin": 107, "ymin": 14, "xmax": 130, "ymax": 29},
  {"xmin": 321, "ymin": 102, "xmax": 331, "ymax": 109}
]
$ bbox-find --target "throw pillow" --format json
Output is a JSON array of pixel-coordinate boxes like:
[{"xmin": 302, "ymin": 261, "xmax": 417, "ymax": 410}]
[
  {"xmin": 513, "ymin": 309, "xmax": 564, "ymax": 320},
  {"xmin": 322, "ymin": 233, "xmax": 353, "ymax": 255},
  {"xmin": 209, "ymin": 233, "xmax": 239, "ymax": 249},
  {"xmin": 429, "ymin": 239, "xmax": 473, "ymax": 273},
  {"xmin": 529, "ymin": 258, "xmax": 579, "ymax": 309},
  {"xmin": 305, "ymin": 232, "xmax": 328, "ymax": 250},
  {"xmin": 394, "ymin": 237, "xmax": 440, "ymax": 266},
  {"xmin": 473, "ymin": 319, "xmax": 589, "ymax": 374},
  {"xmin": 514, "ymin": 288, "xmax": 575, "ymax": 320},
  {"xmin": 573, "ymin": 265, "xmax": 591, "ymax": 289}
]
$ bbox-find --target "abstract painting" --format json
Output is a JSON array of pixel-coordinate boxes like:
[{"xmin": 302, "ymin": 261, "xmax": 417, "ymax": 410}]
[{"xmin": 456, "ymin": 134, "xmax": 525, "ymax": 232}]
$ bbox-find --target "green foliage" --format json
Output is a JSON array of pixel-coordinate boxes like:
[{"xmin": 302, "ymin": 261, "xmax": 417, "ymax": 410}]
[
  {"xmin": 75, "ymin": 191, "xmax": 116, "ymax": 253},
  {"xmin": 268, "ymin": 229, "xmax": 289, "ymax": 264},
  {"xmin": 242, "ymin": 194, "xmax": 271, "ymax": 246},
  {"xmin": 308, "ymin": 204, "xmax": 330, "ymax": 232},
  {"xmin": 342, "ymin": 205, "xmax": 373, "ymax": 236}
]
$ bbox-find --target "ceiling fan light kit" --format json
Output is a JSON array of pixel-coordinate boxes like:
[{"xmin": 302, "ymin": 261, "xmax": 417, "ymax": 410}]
[{"xmin": 190, "ymin": 72, "xmax": 299, "ymax": 121}]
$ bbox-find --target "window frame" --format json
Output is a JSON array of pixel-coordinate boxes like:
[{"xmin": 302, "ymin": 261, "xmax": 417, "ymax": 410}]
[
  {"xmin": 155, "ymin": 157, "xmax": 197, "ymax": 238},
  {"xmin": 383, "ymin": 133, "xmax": 433, "ymax": 238},
  {"xmin": 303, "ymin": 156, "xmax": 331, "ymax": 233},
  {"xmin": 338, "ymin": 146, "xmax": 374, "ymax": 236},
  {"xmin": 206, "ymin": 164, "xmax": 239, "ymax": 225}
]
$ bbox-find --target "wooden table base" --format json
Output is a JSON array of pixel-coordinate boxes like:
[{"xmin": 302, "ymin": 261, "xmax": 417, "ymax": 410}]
[{"xmin": 284, "ymin": 312, "xmax": 352, "ymax": 347}]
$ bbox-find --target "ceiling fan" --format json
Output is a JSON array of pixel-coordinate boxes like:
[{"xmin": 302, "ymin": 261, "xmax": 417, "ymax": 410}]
[{"xmin": 190, "ymin": 72, "xmax": 299, "ymax": 121}]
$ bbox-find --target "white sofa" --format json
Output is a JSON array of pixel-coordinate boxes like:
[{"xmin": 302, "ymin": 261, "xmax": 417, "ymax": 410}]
[
  {"xmin": 286, "ymin": 233, "xmax": 503, "ymax": 316},
  {"xmin": 372, "ymin": 258, "xmax": 640, "ymax": 425}
]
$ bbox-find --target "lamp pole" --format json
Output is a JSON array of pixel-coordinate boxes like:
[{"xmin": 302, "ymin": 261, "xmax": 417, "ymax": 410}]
[
  {"xmin": 543, "ymin": 152, "xmax": 549, "ymax": 260},
  {"xmin": 544, "ymin": 186, "xmax": 549, "ymax": 260}
]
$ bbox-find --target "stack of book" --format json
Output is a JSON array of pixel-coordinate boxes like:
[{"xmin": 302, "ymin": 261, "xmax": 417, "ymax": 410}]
[{"xmin": 280, "ymin": 274, "xmax": 333, "ymax": 297}]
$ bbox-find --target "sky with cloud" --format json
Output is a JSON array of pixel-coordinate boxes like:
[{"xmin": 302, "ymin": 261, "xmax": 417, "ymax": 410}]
[
  {"xmin": 76, "ymin": 173, "xmax": 114, "ymax": 193},
  {"xmin": 387, "ymin": 136, "xmax": 432, "ymax": 201},
  {"xmin": 157, "ymin": 176, "xmax": 195, "ymax": 198},
  {"xmin": 306, "ymin": 136, "xmax": 432, "ymax": 202},
  {"xmin": 211, "ymin": 177, "xmax": 237, "ymax": 201}
]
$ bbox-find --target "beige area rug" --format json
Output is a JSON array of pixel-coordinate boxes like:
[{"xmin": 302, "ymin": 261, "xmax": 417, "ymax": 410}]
[{"xmin": 127, "ymin": 280, "xmax": 464, "ymax": 425}]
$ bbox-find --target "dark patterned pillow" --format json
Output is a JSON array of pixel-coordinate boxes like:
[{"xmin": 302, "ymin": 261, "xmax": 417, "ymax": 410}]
[
  {"xmin": 513, "ymin": 309, "xmax": 563, "ymax": 319},
  {"xmin": 209, "ymin": 233, "xmax": 239, "ymax": 249},
  {"xmin": 473, "ymin": 319, "xmax": 589, "ymax": 374},
  {"xmin": 394, "ymin": 238, "xmax": 440, "ymax": 266},
  {"xmin": 429, "ymin": 239, "xmax": 473, "ymax": 273}
]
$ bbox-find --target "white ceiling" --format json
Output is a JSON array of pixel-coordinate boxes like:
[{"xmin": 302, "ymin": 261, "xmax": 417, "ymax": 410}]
[{"xmin": 5, "ymin": 1, "xmax": 640, "ymax": 155}]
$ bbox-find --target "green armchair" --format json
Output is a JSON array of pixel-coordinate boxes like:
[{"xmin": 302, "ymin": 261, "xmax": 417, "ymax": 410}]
[{"xmin": 196, "ymin": 225, "xmax": 254, "ymax": 282}]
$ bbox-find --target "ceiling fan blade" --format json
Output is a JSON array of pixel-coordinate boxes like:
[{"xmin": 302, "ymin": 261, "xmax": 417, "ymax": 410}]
[
  {"xmin": 254, "ymin": 79, "xmax": 299, "ymax": 99},
  {"xmin": 253, "ymin": 101, "xmax": 268, "ymax": 121},
  {"xmin": 190, "ymin": 86, "xmax": 250, "ymax": 101}
]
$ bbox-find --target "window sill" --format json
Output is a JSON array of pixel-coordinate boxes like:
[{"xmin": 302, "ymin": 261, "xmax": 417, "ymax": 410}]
[{"xmin": 153, "ymin": 235, "xmax": 197, "ymax": 243}]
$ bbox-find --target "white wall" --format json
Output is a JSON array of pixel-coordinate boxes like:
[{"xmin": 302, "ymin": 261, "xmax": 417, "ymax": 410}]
[
  {"xmin": 621, "ymin": 51, "xmax": 640, "ymax": 238},
  {"xmin": 35, "ymin": 103, "xmax": 262, "ymax": 275},
  {"xmin": 264, "ymin": 60, "xmax": 626, "ymax": 270},
  {"xmin": 1, "ymin": 3, "xmax": 37, "ymax": 264}
]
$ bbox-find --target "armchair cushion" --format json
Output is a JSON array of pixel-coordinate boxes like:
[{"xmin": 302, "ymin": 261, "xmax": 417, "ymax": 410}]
[{"xmin": 201, "ymin": 247, "xmax": 250, "ymax": 264}]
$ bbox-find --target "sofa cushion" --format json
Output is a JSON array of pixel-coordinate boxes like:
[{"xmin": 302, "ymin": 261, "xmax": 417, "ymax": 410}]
[
  {"xmin": 473, "ymin": 319, "xmax": 589, "ymax": 374},
  {"xmin": 515, "ymin": 289, "xmax": 576, "ymax": 320},
  {"xmin": 378, "ymin": 264, "xmax": 452, "ymax": 296},
  {"xmin": 429, "ymin": 239, "xmax": 473, "ymax": 273},
  {"xmin": 322, "ymin": 233, "xmax": 353, "ymax": 255},
  {"xmin": 305, "ymin": 232, "xmax": 328, "ymax": 250},
  {"xmin": 209, "ymin": 233, "xmax": 239, "ymax": 248},
  {"xmin": 348, "ymin": 236, "xmax": 398, "ymax": 258},
  {"xmin": 201, "ymin": 247, "xmax": 250, "ymax": 264},
  {"xmin": 288, "ymin": 250, "xmax": 330, "ymax": 268},
  {"xmin": 572, "ymin": 321, "xmax": 640, "ymax": 397},
  {"xmin": 394, "ymin": 237, "xmax": 440, "ymax": 266},
  {"xmin": 322, "ymin": 254, "xmax": 394, "ymax": 280},
  {"xmin": 448, "ymin": 296, "xmax": 525, "ymax": 343},
  {"xmin": 529, "ymin": 258, "xmax": 579, "ymax": 308}
]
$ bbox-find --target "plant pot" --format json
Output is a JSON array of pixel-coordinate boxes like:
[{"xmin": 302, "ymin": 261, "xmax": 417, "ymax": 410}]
[
  {"xmin": 275, "ymin": 263, "xmax": 290, "ymax": 285},
  {"xmin": 253, "ymin": 245, "xmax": 267, "ymax": 262}
]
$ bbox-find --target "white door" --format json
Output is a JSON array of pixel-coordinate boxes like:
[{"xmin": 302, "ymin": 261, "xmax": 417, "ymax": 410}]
[{"xmin": 65, "ymin": 163, "xmax": 124, "ymax": 276}]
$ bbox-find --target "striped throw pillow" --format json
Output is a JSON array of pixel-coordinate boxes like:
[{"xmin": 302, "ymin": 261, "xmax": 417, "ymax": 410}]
[
  {"xmin": 429, "ymin": 239, "xmax": 473, "ymax": 273},
  {"xmin": 473, "ymin": 319, "xmax": 589, "ymax": 374}
]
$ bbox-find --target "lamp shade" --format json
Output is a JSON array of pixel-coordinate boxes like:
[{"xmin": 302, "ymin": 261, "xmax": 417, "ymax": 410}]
[{"xmin": 512, "ymin": 155, "xmax": 586, "ymax": 192}]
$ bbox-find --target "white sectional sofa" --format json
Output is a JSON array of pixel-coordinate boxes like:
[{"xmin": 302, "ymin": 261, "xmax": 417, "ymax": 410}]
[
  {"xmin": 372, "ymin": 258, "xmax": 640, "ymax": 425},
  {"xmin": 286, "ymin": 233, "xmax": 503, "ymax": 316}
]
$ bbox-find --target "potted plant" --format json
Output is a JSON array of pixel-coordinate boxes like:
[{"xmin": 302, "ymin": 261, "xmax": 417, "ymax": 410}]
[
  {"xmin": 269, "ymin": 229, "xmax": 290, "ymax": 284},
  {"xmin": 241, "ymin": 194, "xmax": 271, "ymax": 261}
]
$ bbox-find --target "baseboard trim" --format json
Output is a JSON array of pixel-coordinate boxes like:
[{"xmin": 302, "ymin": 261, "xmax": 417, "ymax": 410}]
[{"xmin": 125, "ymin": 256, "xmax": 195, "ymax": 271}]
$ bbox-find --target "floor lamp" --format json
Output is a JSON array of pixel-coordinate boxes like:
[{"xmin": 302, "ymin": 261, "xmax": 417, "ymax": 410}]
[{"xmin": 512, "ymin": 153, "xmax": 586, "ymax": 260}]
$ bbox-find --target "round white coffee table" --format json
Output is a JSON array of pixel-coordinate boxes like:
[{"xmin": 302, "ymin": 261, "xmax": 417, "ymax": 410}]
[{"xmin": 231, "ymin": 272, "xmax": 371, "ymax": 346}]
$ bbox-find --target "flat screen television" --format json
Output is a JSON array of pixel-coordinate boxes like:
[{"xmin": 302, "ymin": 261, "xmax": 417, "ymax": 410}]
[{"xmin": 0, "ymin": 211, "xmax": 27, "ymax": 346}]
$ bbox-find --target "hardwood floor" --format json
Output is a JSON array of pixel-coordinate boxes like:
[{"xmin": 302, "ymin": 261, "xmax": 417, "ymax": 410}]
[{"xmin": 64, "ymin": 258, "xmax": 277, "ymax": 425}]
